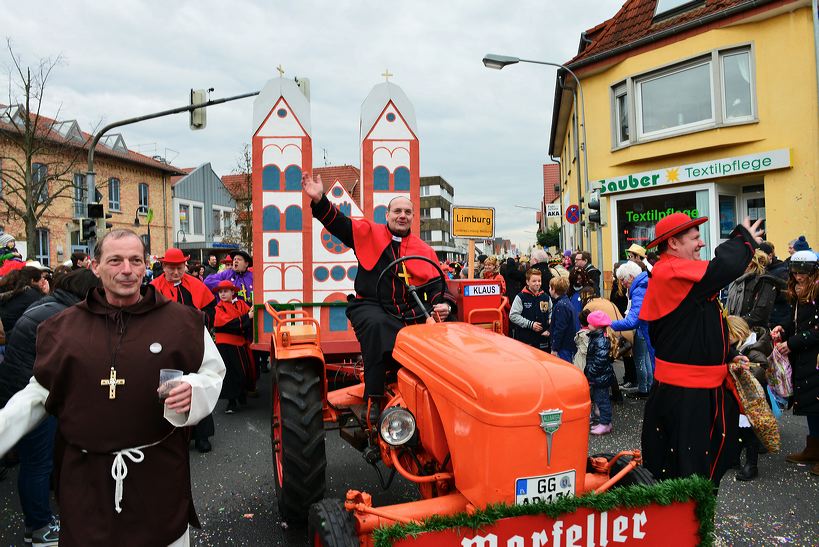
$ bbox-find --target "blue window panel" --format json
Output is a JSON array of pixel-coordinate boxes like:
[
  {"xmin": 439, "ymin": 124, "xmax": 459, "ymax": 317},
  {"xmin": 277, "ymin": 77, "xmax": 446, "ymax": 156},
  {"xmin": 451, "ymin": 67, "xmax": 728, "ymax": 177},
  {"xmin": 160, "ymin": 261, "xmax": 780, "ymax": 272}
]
[
  {"xmin": 262, "ymin": 165, "xmax": 280, "ymax": 191},
  {"xmin": 329, "ymin": 306, "xmax": 348, "ymax": 332},
  {"xmin": 284, "ymin": 206, "xmax": 302, "ymax": 231},
  {"xmin": 268, "ymin": 239, "xmax": 279, "ymax": 257},
  {"xmin": 263, "ymin": 206, "xmax": 281, "ymax": 231},
  {"xmin": 393, "ymin": 167, "xmax": 410, "ymax": 191},
  {"xmin": 284, "ymin": 166, "xmax": 302, "ymax": 190},
  {"xmin": 315, "ymin": 267, "xmax": 329, "ymax": 281},
  {"xmin": 339, "ymin": 202, "xmax": 351, "ymax": 217},
  {"xmin": 374, "ymin": 205, "xmax": 387, "ymax": 225},
  {"xmin": 263, "ymin": 308, "xmax": 274, "ymax": 332},
  {"xmin": 330, "ymin": 266, "xmax": 346, "ymax": 281},
  {"xmin": 373, "ymin": 166, "xmax": 389, "ymax": 190}
]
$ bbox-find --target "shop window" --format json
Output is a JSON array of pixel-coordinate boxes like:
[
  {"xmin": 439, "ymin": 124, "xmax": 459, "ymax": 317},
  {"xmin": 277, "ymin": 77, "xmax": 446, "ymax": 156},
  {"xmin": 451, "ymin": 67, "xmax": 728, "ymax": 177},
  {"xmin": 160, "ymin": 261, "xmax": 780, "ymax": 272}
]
[
  {"xmin": 393, "ymin": 167, "xmax": 410, "ymax": 191},
  {"xmin": 718, "ymin": 195, "xmax": 737, "ymax": 239},
  {"xmin": 263, "ymin": 165, "xmax": 281, "ymax": 190},
  {"xmin": 613, "ymin": 46, "xmax": 755, "ymax": 147},
  {"xmin": 615, "ymin": 189, "xmax": 710, "ymax": 260},
  {"xmin": 373, "ymin": 166, "xmax": 389, "ymax": 190},
  {"xmin": 179, "ymin": 203, "xmax": 190, "ymax": 233}
]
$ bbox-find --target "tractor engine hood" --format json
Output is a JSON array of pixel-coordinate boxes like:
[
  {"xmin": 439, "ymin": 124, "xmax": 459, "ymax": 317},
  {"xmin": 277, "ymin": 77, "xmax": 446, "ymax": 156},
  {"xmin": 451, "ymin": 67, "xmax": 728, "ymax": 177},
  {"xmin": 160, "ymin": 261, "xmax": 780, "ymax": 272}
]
[{"xmin": 392, "ymin": 322, "xmax": 589, "ymax": 427}]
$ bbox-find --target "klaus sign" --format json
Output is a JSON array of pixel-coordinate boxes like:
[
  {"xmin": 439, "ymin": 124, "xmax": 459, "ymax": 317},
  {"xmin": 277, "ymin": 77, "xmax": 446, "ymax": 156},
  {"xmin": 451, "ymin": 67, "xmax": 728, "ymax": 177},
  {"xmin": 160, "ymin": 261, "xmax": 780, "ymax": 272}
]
[{"xmin": 392, "ymin": 501, "xmax": 700, "ymax": 547}]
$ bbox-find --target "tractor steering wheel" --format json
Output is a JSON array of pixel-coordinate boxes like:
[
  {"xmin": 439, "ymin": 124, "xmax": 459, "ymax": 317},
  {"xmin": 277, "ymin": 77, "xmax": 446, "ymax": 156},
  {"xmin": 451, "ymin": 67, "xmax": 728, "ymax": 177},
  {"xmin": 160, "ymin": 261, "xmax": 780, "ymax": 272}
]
[{"xmin": 376, "ymin": 255, "xmax": 447, "ymax": 323}]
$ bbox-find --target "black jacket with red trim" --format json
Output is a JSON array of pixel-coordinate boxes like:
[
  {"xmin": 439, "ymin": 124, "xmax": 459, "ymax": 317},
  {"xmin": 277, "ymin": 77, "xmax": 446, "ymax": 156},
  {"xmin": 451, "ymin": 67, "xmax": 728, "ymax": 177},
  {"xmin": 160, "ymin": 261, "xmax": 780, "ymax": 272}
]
[
  {"xmin": 310, "ymin": 195, "xmax": 455, "ymax": 317},
  {"xmin": 639, "ymin": 226, "xmax": 757, "ymax": 368}
]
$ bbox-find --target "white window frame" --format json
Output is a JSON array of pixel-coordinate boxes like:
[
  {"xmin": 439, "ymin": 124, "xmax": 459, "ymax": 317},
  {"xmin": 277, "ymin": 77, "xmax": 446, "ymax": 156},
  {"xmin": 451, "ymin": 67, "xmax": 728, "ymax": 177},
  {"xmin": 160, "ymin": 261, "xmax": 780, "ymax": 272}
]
[
  {"xmin": 108, "ymin": 177, "xmax": 121, "ymax": 211},
  {"xmin": 73, "ymin": 173, "xmax": 85, "ymax": 218},
  {"xmin": 611, "ymin": 44, "xmax": 756, "ymax": 149},
  {"xmin": 138, "ymin": 182, "xmax": 149, "ymax": 214}
]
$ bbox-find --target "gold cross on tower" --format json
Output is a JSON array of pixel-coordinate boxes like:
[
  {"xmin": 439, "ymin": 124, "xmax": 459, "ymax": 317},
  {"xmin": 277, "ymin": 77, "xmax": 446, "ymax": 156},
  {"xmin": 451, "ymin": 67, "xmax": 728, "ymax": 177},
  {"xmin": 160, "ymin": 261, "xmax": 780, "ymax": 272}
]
[
  {"xmin": 382, "ymin": 69, "xmax": 394, "ymax": 82},
  {"xmin": 276, "ymin": 64, "xmax": 285, "ymax": 77},
  {"xmin": 101, "ymin": 367, "xmax": 125, "ymax": 400},
  {"xmin": 398, "ymin": 263, "xmax": 412, "ymax": 285}
]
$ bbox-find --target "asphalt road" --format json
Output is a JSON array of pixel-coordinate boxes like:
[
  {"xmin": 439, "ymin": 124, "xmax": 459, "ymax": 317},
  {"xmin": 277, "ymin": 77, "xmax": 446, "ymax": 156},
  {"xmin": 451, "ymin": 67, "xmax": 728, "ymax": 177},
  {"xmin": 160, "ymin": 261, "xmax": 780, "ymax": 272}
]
[{"xmin": 1, "ymin": 365, "xmax": 818, "ymax": 546}]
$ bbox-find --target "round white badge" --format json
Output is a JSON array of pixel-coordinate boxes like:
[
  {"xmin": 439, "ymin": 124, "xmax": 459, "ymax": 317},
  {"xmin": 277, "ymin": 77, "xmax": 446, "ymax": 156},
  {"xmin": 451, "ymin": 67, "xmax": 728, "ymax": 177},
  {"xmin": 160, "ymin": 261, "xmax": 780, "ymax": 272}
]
[{"xmin": 149, "ymin": 343, "xmax": 163, "ymax": 354}]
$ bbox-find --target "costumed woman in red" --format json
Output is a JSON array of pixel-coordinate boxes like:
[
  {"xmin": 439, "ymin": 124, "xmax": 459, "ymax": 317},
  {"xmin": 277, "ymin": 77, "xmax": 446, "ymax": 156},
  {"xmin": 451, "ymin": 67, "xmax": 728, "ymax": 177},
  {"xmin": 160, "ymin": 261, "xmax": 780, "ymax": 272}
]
[{"xmin": 212, "ymin": 280, "xmax": 255, "ymax": 414}]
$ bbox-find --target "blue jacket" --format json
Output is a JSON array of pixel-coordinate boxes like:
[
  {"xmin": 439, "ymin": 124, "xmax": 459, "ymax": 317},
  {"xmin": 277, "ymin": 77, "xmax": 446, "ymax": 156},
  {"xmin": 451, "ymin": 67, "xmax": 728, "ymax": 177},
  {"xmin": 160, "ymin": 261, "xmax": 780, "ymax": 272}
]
[
  {"xmin": 611, "ymin": 271, "xmax": 654, "ymax": 360},
  {"xmin": 584, "ymin": 329, "xmax": 614, "ymax": 386},
  {"xmin": 550, "ymin": 295, "xmax": 579, "ymax": 353}
]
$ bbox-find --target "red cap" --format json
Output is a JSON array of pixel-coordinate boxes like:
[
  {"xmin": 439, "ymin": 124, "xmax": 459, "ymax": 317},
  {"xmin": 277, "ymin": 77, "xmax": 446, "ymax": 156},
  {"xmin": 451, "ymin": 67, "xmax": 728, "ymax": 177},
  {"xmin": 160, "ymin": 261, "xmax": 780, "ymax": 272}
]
[
  {"xmin": 159, "ymin": 248, "xmax": 190, "ymax": 264},
  {"xmin": 212, "ymin": 279, "xmax": 240, "ymax": 294},
  {"xmin": 646, "ymin": 213, "xmax": 708, "ymax": 249}
]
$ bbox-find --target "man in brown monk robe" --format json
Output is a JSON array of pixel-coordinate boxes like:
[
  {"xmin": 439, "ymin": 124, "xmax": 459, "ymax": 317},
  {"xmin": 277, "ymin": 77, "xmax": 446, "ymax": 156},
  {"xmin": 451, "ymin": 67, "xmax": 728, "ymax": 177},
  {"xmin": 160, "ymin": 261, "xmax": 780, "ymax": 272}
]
[{"xmin": 0, "ymin": 229, "xmax": 225, "ymax": 547}]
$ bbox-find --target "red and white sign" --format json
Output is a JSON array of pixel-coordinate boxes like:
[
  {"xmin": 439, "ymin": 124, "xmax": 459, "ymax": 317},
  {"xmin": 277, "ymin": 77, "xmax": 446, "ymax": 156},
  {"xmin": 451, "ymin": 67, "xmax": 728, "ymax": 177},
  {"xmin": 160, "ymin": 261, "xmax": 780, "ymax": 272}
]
[{"xmin": 392, "ymin": 502, "xmax": 700, "ymax": 547}]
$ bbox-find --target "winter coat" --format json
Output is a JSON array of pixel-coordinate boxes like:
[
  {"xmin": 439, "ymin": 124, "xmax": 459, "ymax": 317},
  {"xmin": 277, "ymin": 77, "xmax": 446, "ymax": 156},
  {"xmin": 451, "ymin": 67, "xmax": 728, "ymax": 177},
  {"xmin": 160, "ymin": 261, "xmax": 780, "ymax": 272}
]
[
  {"xmin": 482, "ymin": 271, "xmax": 506, "ymax": 296},
  {"xmin": 726, "ymin": 272, "xmax": 781, "ymax": 328},
  {"xmin": 584, "ymin": 329, "xmax": 614, "ymax": 386},
  {"xmin": 509, "ymin": 289, "xmax": 549, "ymax": 348},
  {"xmin": 611, "ymin": 271, "xmax": 650, "ymax": 349},
  {"xmin": 550, "ymin": 295, "xmax": 579, "ymax": 354},
  {"xmin": 766, "ymin": 259, "xmax": 791, "ymax": 328},
  {"xmin": 583, "ymin": 264, "xmax": 602, "ymax": 296},
  {"xmin": 0, "ymin": 286, "xmax": 45, "ymax": 334},
  {"xmin": 501, "ymin": 261, "xmax": 524, "ymax": 300},
  {"xmin": 783, "ymin": 298, "xmax": 819, "ymax": 416},
  {"xmin": 0, "ymin": 289, "xmax": 80, "ymax": 407}
]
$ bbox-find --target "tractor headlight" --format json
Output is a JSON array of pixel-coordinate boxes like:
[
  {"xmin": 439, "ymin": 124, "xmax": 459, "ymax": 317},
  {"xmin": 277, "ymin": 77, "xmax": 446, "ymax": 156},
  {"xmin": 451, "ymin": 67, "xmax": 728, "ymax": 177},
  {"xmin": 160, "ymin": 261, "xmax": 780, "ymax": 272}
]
[{"xmin": 378, "ymin": 407, "xmax": 417, "ymax": 446}]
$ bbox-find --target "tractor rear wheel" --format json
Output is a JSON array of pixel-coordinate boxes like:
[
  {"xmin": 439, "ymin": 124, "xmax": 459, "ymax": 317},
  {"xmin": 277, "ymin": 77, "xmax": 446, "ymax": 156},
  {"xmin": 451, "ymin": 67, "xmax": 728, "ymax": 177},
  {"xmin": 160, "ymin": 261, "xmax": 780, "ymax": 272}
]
[
  {"xmin": 308, "ymin": 499, "xmax": 359, "ymax": 547},
  {"xmin": 272, "ymin": 358, "xmax": 327, "ymax": 526},
  {"xmin": 591, "ymin": 453, "xmax": 656, "ymax": 486}
]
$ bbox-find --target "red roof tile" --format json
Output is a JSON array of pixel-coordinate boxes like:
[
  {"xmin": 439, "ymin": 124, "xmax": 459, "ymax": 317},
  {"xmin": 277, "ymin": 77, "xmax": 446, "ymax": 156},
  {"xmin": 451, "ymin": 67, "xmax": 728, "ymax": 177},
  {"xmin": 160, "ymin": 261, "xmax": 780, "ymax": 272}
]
[
  {"xmin": 568, "ymin": 0, "xmax": 788, "ymax": 68},
  {"xmin": 0, "ymin": 105, "xmax": 186, "ymax": 174},
  {"xmin": 314, "ymin": 165, "xmax": 361, "ymax": 206},
  {"xmin": 221, "ymin": 173, "xmax": 252, "ymax": 202},
  {"xmin": 543, "ymin": 164, "xmax": 560, "ymax": 205},
  {"xmin": 170, "ymin": 167, "xmax": 196, "ymax": 187}
]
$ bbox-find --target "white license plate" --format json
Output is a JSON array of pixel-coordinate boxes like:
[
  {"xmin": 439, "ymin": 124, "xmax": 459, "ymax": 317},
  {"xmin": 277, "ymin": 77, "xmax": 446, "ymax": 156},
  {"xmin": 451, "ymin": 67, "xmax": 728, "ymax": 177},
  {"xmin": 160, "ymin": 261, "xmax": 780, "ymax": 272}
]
[{"xmin": 515, "ymin": 470, "xmax": 575, "ymax": 505}]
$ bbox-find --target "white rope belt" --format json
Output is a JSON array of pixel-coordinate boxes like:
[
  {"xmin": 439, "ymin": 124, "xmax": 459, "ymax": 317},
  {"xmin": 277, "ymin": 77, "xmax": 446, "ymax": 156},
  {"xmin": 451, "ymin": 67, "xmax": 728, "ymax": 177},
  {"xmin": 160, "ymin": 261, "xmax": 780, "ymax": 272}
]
[{"xmin": 87, "ymin": 431, "xmax": 174, "ymax": 513}]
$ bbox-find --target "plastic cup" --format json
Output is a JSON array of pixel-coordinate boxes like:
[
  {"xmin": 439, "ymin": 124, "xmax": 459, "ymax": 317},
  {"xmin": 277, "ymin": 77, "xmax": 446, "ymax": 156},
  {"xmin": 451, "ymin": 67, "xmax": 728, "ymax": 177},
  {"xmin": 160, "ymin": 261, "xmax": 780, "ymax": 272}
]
[{"xmin": 158, "ymin": 369, "xmax": 183, "ymax": 399}]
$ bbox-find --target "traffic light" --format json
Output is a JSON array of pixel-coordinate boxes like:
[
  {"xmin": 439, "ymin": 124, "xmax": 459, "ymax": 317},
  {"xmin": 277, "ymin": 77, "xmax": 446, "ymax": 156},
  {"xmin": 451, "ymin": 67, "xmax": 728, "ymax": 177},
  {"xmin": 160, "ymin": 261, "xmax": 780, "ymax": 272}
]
[
  {"xmin": 190, "ymin": 89, "xmax": 207, "ymax": 130},
  {"xmin": 80, "ymin": 219, "xmax": 97, "ymax": 242},
  {"xmin": 105, "ymin": 212, "xmax": 114, "ymax": 230},
  {"xmin": 586, "ymin": 189, "xmax": 602, "ymax": 225}
]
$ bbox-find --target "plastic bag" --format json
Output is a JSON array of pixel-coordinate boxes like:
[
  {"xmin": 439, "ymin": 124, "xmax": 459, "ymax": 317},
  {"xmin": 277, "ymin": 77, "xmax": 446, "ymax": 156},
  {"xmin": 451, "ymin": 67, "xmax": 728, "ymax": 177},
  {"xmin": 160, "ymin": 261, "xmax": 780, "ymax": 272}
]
[{"xmin": 766, "ymin": 332, "xmax": 793, "ymax": 398}]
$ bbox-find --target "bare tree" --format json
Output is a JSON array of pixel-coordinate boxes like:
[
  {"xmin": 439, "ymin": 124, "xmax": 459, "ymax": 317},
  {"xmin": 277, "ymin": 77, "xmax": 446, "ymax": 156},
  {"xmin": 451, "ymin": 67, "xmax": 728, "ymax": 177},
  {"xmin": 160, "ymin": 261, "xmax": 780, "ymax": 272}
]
[
  {"xmin": 221, "ymin": 143, "xmax": 253, "ymax": 250},
  {"xmin": 0, "ymin": 41, "xmax": 90, "ymax": 259}
]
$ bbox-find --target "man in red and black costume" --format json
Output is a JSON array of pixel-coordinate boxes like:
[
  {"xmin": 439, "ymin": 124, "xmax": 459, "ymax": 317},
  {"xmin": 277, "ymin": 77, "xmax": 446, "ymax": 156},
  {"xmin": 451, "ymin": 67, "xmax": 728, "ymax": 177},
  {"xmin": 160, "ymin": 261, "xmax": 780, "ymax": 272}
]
[
  {"xmin": 639, "ymin": 213, "xmax": 764, "ymax": 487},
  {"xmin": 151, "ymin": 248, "xmax": 217, "ymax": 453},
  {"xmin": 303, "ymin": 173, "xmax": 456, "ymax": 421}
]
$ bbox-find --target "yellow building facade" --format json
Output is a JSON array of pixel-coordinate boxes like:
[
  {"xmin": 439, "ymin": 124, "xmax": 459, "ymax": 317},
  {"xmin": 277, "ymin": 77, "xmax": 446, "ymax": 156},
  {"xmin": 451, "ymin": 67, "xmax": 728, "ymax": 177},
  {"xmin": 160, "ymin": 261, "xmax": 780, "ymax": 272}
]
[{"xmin": 551, "ymin": 0, "xmax": 818, "ymax": 281}]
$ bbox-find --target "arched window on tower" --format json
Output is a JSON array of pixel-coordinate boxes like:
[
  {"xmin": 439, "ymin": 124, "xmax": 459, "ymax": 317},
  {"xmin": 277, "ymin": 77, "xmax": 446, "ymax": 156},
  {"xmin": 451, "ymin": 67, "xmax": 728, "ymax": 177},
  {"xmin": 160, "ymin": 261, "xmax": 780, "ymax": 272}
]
[
  {"xmin": 374, "ymin": 205, "xmax": 387, "ymax": 225},
  {"xmin": 262, "ymin": 165, "xmax": 281, "ymax": 191},
  {"xmin": 284, "ymin": 165, "xmax": 302, "ymax": 190},
  {"xmin": 268, "ymin": 239, "xmax": 280, "ymax": 257},
  {"xmin": 263, "ymin": 205, "xmax": 281, "ymax": 230},
  {"xmin": 284, "ymin": 205, "xmax": 302, "ymax": 231},
  {"xmin": 393, "ymin": 167, "xmax": 410, "ymax": 191},
  {"xmin": 373, "ymin": 166, "xmax": 389, "ymax": 191}
]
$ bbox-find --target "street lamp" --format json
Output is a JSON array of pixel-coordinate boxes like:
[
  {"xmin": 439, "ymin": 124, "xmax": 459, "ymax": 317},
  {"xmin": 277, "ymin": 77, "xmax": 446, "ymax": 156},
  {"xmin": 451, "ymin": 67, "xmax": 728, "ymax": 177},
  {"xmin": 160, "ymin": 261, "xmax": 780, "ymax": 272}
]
[
  {"xmin": 133, "ymin": 207, "xmax": 151, "ymax": 254},
  {"xmin": 484, "ymin": 53, "xmax": 602, "ymax": 294},
  {"xmin": 176, "ymin": 229, "xmax": 187, "ymax": 247}
]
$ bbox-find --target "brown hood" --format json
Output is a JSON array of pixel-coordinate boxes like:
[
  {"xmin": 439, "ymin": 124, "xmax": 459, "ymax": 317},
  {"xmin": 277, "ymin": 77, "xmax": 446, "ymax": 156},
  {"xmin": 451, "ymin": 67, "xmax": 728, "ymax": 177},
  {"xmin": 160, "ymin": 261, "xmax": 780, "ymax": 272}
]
[{"xmin": 78, "ymin": 285, "xmax": 171, "ymax": 316}]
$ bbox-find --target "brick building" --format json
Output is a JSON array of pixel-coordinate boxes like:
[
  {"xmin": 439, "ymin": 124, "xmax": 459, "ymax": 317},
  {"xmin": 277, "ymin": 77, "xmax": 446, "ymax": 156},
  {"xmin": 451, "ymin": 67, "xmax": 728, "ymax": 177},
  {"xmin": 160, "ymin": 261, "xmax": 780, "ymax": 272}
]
[{"xmin": 0, "ymin": 104, "xmax": 184, "ymax": 265}]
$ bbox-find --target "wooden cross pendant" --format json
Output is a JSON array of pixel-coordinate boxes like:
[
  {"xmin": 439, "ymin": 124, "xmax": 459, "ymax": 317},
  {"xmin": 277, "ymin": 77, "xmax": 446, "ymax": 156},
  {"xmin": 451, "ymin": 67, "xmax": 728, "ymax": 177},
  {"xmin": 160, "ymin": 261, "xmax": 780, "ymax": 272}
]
[
  {"xmin": 101, "ymin": 367, "xmax": 125, "ymax": 399},
  {"xmin": 398, "ymin": 263, "xmax": 412, "ymax": 285}
]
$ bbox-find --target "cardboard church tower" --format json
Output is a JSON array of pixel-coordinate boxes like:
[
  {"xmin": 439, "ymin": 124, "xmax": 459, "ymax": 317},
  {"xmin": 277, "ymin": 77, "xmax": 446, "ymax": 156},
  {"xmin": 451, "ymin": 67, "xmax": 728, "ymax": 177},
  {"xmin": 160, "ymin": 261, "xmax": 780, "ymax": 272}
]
[{"xmin": 252, "ymin": 76, "xmax": 419, "ymax": 344}]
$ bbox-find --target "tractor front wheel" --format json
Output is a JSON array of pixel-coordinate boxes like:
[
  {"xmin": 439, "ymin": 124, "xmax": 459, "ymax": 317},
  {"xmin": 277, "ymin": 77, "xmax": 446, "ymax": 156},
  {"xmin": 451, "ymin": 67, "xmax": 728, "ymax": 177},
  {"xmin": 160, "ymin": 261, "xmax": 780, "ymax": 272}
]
[
  {"xmin": 591, "ymin": 453, "xmax": 656, "ymax": 486},
  {"xmin": 308, "ymin": 499, "xmax": 359, "ymax": 547},
  {"xmin": 272, "ymin": 358, "xmax": 327, "ymax": 526}
]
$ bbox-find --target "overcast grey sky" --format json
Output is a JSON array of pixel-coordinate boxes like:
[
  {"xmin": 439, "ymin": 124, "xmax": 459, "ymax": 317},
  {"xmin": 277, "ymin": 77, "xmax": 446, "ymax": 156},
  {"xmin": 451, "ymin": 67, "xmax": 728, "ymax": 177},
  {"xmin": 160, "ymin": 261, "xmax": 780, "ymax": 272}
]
[{"xmin": 2, "ymin": 0, "xmax": 624, "ymax": 251}]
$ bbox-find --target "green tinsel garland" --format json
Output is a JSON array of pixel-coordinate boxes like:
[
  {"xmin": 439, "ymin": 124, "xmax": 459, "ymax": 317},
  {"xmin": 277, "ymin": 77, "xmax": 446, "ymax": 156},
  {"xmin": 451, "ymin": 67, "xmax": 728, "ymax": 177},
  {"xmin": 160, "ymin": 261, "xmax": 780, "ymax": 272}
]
[{"xmin": 372, "ymin": 475, "xmax": 715, "ymax": 547}]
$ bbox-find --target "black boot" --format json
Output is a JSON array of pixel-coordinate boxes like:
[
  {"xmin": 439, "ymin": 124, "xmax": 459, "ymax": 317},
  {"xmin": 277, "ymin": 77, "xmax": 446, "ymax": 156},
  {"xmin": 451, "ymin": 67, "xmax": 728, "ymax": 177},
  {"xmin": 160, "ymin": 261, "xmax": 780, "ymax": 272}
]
[
  {"xmin": 736, "ymin": 463, "xmax": 758, "ymax": 481},
  {"xmin": 736, "ymin": 434, "xmax": 759, "ymax": 481}
]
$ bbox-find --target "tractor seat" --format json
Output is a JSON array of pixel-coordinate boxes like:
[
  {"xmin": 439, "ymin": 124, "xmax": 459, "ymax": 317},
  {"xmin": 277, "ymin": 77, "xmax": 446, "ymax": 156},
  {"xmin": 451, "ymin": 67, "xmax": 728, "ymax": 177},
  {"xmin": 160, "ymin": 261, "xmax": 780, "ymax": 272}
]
[{"xmin": 280, "ymin": 323, "xmax": 318, "ymax": 344}]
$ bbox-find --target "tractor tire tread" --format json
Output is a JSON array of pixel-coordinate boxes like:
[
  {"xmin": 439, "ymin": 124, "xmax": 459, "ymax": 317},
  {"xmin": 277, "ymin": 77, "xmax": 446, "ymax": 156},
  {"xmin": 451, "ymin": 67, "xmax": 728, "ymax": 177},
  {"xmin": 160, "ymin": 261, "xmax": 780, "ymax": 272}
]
[{"xmin": 308, "ymin": 499, "xmax": 359, "ymax": 547}]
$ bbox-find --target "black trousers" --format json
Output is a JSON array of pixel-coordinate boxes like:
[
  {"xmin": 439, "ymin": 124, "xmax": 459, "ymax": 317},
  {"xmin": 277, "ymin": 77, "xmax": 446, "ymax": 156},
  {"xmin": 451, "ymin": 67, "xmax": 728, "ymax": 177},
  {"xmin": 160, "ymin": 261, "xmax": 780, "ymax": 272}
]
[
  {"xmin": 346, "ymin": 300, "xmax": 406, "ymax": 399},
  {"xmin": 192, "ymin": 414, "xmax": 214, "ymax": 441}
]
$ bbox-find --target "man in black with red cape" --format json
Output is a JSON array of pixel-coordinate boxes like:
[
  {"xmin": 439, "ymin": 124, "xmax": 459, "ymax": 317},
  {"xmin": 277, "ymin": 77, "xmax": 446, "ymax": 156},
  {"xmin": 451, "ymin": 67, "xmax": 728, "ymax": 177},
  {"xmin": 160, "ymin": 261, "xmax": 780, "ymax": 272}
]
[
  {"xmin": 303, "ymin": 173, "xmax": 455, "ymax": 423},
  {"xmin": 638, "ymin": 213, "xmax": 764, "ymax": 487}
]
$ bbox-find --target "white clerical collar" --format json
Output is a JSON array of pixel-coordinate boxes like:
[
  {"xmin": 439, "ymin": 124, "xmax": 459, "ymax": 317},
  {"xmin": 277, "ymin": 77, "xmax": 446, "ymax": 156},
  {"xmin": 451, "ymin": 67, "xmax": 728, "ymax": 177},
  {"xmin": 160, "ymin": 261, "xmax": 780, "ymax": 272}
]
[{"xmin": 391, "ymin": 235, "xmax": 403, "ymax": 242}]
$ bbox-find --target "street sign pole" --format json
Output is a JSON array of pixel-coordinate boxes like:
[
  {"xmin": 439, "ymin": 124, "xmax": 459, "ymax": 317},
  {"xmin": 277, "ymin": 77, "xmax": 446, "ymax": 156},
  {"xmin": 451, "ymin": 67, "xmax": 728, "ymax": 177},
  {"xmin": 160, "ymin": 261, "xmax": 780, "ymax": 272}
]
[{"xmin": 467, "ymin": 239, "xmax": 475, "ymax": 279}]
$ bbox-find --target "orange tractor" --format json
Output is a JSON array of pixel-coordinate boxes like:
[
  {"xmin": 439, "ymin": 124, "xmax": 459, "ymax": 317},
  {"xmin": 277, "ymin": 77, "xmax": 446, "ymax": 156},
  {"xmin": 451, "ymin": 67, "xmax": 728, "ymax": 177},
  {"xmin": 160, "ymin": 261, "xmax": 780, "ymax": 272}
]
[{"xmin": 266, "ymin": 257, "xmax": 656, "ymax": 546}]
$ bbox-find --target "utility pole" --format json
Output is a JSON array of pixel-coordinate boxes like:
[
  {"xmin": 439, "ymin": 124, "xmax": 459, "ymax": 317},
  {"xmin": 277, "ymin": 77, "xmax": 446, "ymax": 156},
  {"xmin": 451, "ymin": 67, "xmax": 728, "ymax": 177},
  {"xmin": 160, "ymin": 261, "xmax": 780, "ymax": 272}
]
[{"xmin": 84, "ymin": 90, "xmax": 260, "ymax": 251}]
